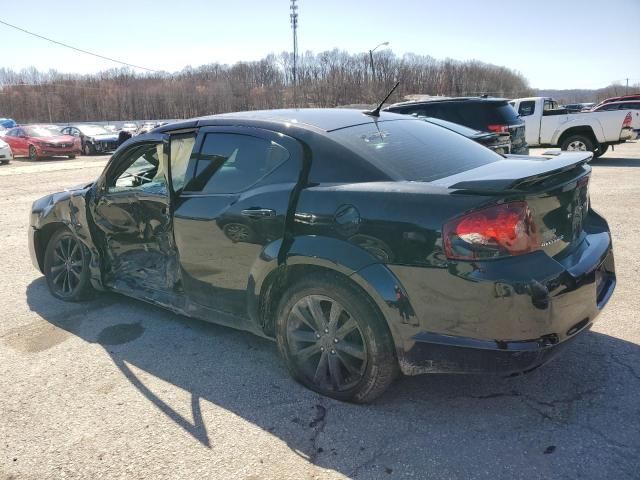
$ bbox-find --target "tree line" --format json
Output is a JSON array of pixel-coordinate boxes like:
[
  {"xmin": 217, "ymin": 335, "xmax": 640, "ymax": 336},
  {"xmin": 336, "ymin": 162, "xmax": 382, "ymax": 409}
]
[{"xmin": 0, "ymin": 50, "xmax": 534, "ymax": 124}]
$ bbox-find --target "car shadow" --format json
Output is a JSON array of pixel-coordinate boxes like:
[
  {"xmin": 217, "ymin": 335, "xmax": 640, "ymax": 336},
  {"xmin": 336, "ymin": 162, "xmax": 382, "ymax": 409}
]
[
  {"xmin": 590, "ymin": 157, "xmax": 640, "ymax": 167},
  {"xmin": 25, "ymin": 278, "xmax": 640, "ymax": 477}
]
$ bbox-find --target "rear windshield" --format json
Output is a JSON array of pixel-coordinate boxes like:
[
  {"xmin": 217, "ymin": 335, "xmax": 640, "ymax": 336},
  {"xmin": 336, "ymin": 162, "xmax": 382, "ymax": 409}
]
[
  {"xmin": 458, "ymin": 102, "xmax": 520, "ymax": 126},
  {"xmin": 331, "ymin": 119, "xmax": 501, "ymax": 182}
]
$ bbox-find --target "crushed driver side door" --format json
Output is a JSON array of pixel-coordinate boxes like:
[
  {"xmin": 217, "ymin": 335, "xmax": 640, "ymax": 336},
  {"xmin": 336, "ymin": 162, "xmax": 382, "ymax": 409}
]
[{"xmin": 91, "ymin": 135, "xmax": 179, "ymax": 293}]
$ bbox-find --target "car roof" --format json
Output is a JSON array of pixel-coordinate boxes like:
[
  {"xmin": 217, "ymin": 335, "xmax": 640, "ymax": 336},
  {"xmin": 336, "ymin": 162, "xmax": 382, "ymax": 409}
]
[
  {"xmin": 160, "ymin": 108, "xmax": 411, "ymax": 134},
  {"xmin": 598, "ymin": 100, "xmax": 640, "ymax": 105},
  {"xmin": 385, "ymin": 96, "xmax": 509, "ymax": 110}
]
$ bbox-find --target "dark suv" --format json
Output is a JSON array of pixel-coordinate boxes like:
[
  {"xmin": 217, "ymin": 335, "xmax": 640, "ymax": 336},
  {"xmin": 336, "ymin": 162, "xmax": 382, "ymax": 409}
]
[{"xmin": 384, "ymin": 97, "xmax": 528, "ymax": 154}]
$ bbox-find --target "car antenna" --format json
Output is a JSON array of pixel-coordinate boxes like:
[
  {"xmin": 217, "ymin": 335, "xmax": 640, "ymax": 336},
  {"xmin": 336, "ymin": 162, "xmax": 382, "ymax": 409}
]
[{"xmin": 364, "ymin": 81, "xmax": 400, "ymax": 117}]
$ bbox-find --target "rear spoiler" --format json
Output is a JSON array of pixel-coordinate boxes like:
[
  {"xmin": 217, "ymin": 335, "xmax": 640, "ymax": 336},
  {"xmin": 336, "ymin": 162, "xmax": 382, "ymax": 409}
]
[{"xmin": 433, "ymin": 151, "xmax": 593, "ymax": 193}]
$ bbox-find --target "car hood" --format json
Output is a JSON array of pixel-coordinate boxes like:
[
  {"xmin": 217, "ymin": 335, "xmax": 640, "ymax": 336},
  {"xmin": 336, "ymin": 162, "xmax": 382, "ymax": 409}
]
[
  {"xmin": 31, "ymin": 183, "xmax": 93, "ymax": 215},
  {"xmin": 89, "ymin": 133, "xmax": 119, "ymax": 141}
]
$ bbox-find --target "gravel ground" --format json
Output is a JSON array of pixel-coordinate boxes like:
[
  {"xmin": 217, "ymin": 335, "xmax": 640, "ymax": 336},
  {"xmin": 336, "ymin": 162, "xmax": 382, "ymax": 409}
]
[{"xmin": 1, "ymin": 144, "xmax": 639, "ymax": 480}]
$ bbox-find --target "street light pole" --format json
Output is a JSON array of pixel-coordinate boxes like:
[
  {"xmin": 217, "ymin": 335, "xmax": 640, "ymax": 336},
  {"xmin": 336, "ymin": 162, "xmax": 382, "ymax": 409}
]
[{"xmin": 368, "ymin": 41, "xmax": 389, "ymax": 81}]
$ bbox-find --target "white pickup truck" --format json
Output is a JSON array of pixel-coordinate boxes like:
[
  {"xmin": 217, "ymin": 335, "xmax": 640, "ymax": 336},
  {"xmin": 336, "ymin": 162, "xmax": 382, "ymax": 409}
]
[{"xmin": 510, "ymin": 97, "xmax": 635, "ymax": 157}]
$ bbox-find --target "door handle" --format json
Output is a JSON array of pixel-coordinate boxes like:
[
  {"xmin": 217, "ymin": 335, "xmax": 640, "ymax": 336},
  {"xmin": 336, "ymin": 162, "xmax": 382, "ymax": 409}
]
[{"xmin": 241, "ymin": 208, "xmax": 276, "ymax": 218}]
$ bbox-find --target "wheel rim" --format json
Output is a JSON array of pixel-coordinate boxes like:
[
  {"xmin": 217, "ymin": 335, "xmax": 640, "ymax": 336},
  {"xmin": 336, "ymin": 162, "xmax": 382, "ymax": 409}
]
[
  {"xmin": 224, "ymin": 224, "xmax": 250, "ymax": 242},
  {"xmin": 29, "ymin": 146, "xmax": 37, "ymax": 160},
  {"xmin": 286, "ymin": 294, "xmax": 367, "ymax": 392},
  {"xmin": 49, "ymin": 236, "xmax": 83, "ymax": 297},
  {"xmin": 566, "ymin": 140, "xmax": 587, "ymax": 151}
]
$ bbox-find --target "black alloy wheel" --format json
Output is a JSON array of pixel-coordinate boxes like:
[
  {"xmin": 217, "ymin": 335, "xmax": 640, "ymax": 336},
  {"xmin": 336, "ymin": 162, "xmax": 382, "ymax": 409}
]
[
  {"xmin": 276, "ymin": 273, "xmax": 398, "ymax": 403},
  {"xmin": 44, "ymin": 229, "xmax": 93, "ymax": 301},
  {"xmin": 286, "ymin": 294, "xmax": 368, "ymax": 392}
]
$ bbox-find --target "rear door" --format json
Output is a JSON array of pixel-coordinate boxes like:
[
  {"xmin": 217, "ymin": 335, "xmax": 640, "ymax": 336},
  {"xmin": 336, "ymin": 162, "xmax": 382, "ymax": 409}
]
[
  {"xmin": 5, "ymin": 128, "xmax": 28, "ymax": 155},
  {"xmin": 172, "ymin": 126, "xmax": 303, "ymax": 319}
]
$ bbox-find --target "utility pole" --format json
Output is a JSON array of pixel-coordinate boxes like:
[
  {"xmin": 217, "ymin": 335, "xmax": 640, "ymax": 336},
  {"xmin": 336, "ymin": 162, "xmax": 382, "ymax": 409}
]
[
  {"xmin": 626, "ymin": 78, "xmax": 629, "ymax": 95},
  {"xmin": 290, "ymin": 0, "xmax": 299, "ymax": 107}
]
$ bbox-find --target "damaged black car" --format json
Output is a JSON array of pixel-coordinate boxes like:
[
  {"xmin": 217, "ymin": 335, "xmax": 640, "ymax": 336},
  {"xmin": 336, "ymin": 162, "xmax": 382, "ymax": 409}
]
[{"xmin": 29, "ymin": 109, "xmax": 616, "ymax": 402}]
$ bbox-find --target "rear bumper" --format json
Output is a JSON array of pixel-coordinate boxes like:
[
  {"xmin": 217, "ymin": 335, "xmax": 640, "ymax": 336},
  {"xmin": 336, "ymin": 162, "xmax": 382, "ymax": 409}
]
[
  {"xmin": 402, "ymin": 323, "xmax": 591, "ymax": 375},
  {"xmin": 391, "ymin": 211, "xmax": 616, "ymax": 375}
]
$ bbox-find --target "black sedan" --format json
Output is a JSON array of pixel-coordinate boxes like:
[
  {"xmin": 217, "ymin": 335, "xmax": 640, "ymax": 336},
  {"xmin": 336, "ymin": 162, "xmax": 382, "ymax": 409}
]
[{"xmin": 29, "ymin": 109, "xmax": 616, "ymax": 402}]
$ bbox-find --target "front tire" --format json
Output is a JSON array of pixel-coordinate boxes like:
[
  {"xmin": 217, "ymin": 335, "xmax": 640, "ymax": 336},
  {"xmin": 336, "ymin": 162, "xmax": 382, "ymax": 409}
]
[
  {"xmin": 560, "ymin": 134, "xmax": 595, "ymax": 153},
  {"xmin": 43, "ymin": 228, "xmax": 94, "ymax": 302},
  {"xmin": 83, "ymin": 143, "xmax": 96, "ymax": 156},
  {"xmin": 29, "ymin": 145, "xmax": 39, "ymax": 161},
  {"xmin": 276, "ymin": 272, "xmax": 398, "ymax": 403}
]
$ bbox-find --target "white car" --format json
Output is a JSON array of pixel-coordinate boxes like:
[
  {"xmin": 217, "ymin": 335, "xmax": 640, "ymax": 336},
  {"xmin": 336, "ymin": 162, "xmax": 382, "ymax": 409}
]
[
  {"xmin": 510, "ymin": 97, "xmax": 634, "ymax": 157},
  {"xmin": 0, "ymin": 138, "xmax": 13, "ymax": 164}
]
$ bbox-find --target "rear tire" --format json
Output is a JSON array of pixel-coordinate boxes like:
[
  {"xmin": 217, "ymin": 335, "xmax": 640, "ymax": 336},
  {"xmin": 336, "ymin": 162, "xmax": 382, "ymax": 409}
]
[
  {"xmin": 67, "ymin": 154, "xmax": 76, "ymax": 159},
  {"xmin": 276, "ymin": 272, "xmax": 399, "ymax": 403},
  {"xmin": 43, "ymin": 228, "xmax": 94, "ymax": 302},
  {"xmin": 560, "ymin": 134, "xmax": 595, "ymax": 153},
  {"xmin": 594, "ymin": 144, "xmax": 609, "ymax": 158}
]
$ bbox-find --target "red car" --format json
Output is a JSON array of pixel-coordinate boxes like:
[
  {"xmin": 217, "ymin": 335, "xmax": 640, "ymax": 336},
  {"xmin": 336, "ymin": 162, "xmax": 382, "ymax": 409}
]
[
  {"xmin": 592, "ymin": 93, "xmax": 640, "ymax": 110},
  {"xmin": 1, "ymin": 125, "xmax": 81, "ymax": 160}
]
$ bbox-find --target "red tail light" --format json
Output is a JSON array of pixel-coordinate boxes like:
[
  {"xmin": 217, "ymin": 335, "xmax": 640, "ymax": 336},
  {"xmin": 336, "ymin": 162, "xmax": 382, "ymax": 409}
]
[
  {"xmin": 487, "ymin": 124, "xmax": 510, "ymax": 134},
  {"xmin": 622, "ymin": 112, "xmax": 632, "ymax": 128},
  {"xmin": 443, "ymin": 201, "xmax": 539, "ymax": 260}
]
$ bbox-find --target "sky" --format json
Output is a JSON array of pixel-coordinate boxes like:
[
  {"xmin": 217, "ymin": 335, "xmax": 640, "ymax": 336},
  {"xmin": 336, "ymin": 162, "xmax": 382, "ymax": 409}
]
[{"xmin": 1, "ymin": 0, "xmax": 638, "ymax": 90}]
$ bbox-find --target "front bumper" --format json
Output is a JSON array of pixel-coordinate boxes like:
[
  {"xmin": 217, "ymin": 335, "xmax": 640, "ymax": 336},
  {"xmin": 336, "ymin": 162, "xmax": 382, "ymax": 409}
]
[
  {"xmin": 36, "ymin": 145, "xmax": 81, "ymax": 156},
  {"xmin": 392, "ymin": 211, "xmax": 615, "ymax": 375}
]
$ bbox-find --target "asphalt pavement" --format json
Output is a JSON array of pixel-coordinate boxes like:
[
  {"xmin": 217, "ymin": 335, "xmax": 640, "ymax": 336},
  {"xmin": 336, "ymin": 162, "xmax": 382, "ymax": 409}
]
[{"xmin": 1, "ymin": 144, "xmax": 639, "ymax": 479}]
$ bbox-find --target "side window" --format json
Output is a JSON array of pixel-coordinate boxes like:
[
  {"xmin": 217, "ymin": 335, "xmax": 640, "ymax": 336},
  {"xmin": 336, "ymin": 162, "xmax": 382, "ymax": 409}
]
[
  {"xmin": 518, "ymin": 101, "xmax": 536, "ymax": 116},
  {"xmin": 169, "ymin": 135, "xmax": 196, "ymax": 192},
  {"xmin": 186, "ymin": 133, "xmax": 290, "ymax": 194},
  {"xmin": 108, "ymin": 143, "xmax": 167, "ymax": 195},
  {"xmin": 543, "ymin": 100, "xmax": 558, "ymax": 111}
]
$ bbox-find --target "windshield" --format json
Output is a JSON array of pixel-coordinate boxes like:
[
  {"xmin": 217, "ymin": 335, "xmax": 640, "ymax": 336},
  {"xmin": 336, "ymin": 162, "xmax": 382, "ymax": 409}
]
[
  {"xmin": 25, "ymin": 126, "xmax": 62, "ymax": 137},
  {"xmin": 331, "ymin": 119, "xmax": 501, "ymax": 182},
  {"xmin": 80, "ymin": 125, "xmax": 109, "ymax": 135}
]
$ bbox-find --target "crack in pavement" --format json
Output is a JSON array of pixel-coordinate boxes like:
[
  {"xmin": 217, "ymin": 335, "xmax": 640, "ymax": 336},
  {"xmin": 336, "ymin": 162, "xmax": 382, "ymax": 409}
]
[
  {"xmin": 610, "ymin": 353, "xmax": 640, "ymax": 381},
  {"xmin": 308, "ymin": 401, "xmax": 329, "ymax": 465}
]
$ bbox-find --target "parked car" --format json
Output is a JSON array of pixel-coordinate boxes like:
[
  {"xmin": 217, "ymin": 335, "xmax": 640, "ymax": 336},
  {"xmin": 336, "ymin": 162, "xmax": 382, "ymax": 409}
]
[
  {"xmin": 28, "ymin": 109, "xmax": 616, "ymax": 402},
  {"xmin": 135, "ymin": 122, "xmax": 158, "ymax": 136},
  {"xmin": 416, "ymin": 115, "xmax": 511, "ymax": 154},
  {"xmin": 0, "ymin": 118, "xmax": 17, "ymax": 129},
  {"xmin": 509, "ymin": 97, "xmax": 635, "ymax": 157},
  {"xmin": 60, "ymin": 124, "xmax": 119, "ymax": 155},
  {"xmin": 3, "ymin": 125, "xmax": 80, "ymax": 160},
  {"xmin": 120, "ymin": 122, "xmax": 138, "ymax": 134},
  {"xmin": 561, "ymin": 103, "xmax": 588, "ymax": 113},
  {"xmin": 383, "ymin": 96, "xmax": 528, "ymax": 154},
  {"xmin": 592, "ymin": 93, "xmax": 640, "ymax": 111},
  {"xmin": 0, "ymin": 137, "xmax": 13, "ymax": 164},
  {"xmin": 590, "ymin": 100, "xmax": 640, "ymax": 138}
]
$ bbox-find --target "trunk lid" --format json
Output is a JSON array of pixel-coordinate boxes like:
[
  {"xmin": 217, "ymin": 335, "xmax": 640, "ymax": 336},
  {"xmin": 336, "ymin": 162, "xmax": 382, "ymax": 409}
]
[{"xmin": 432, "ymin": 151, "xmax": 592, "ymax": 257}]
